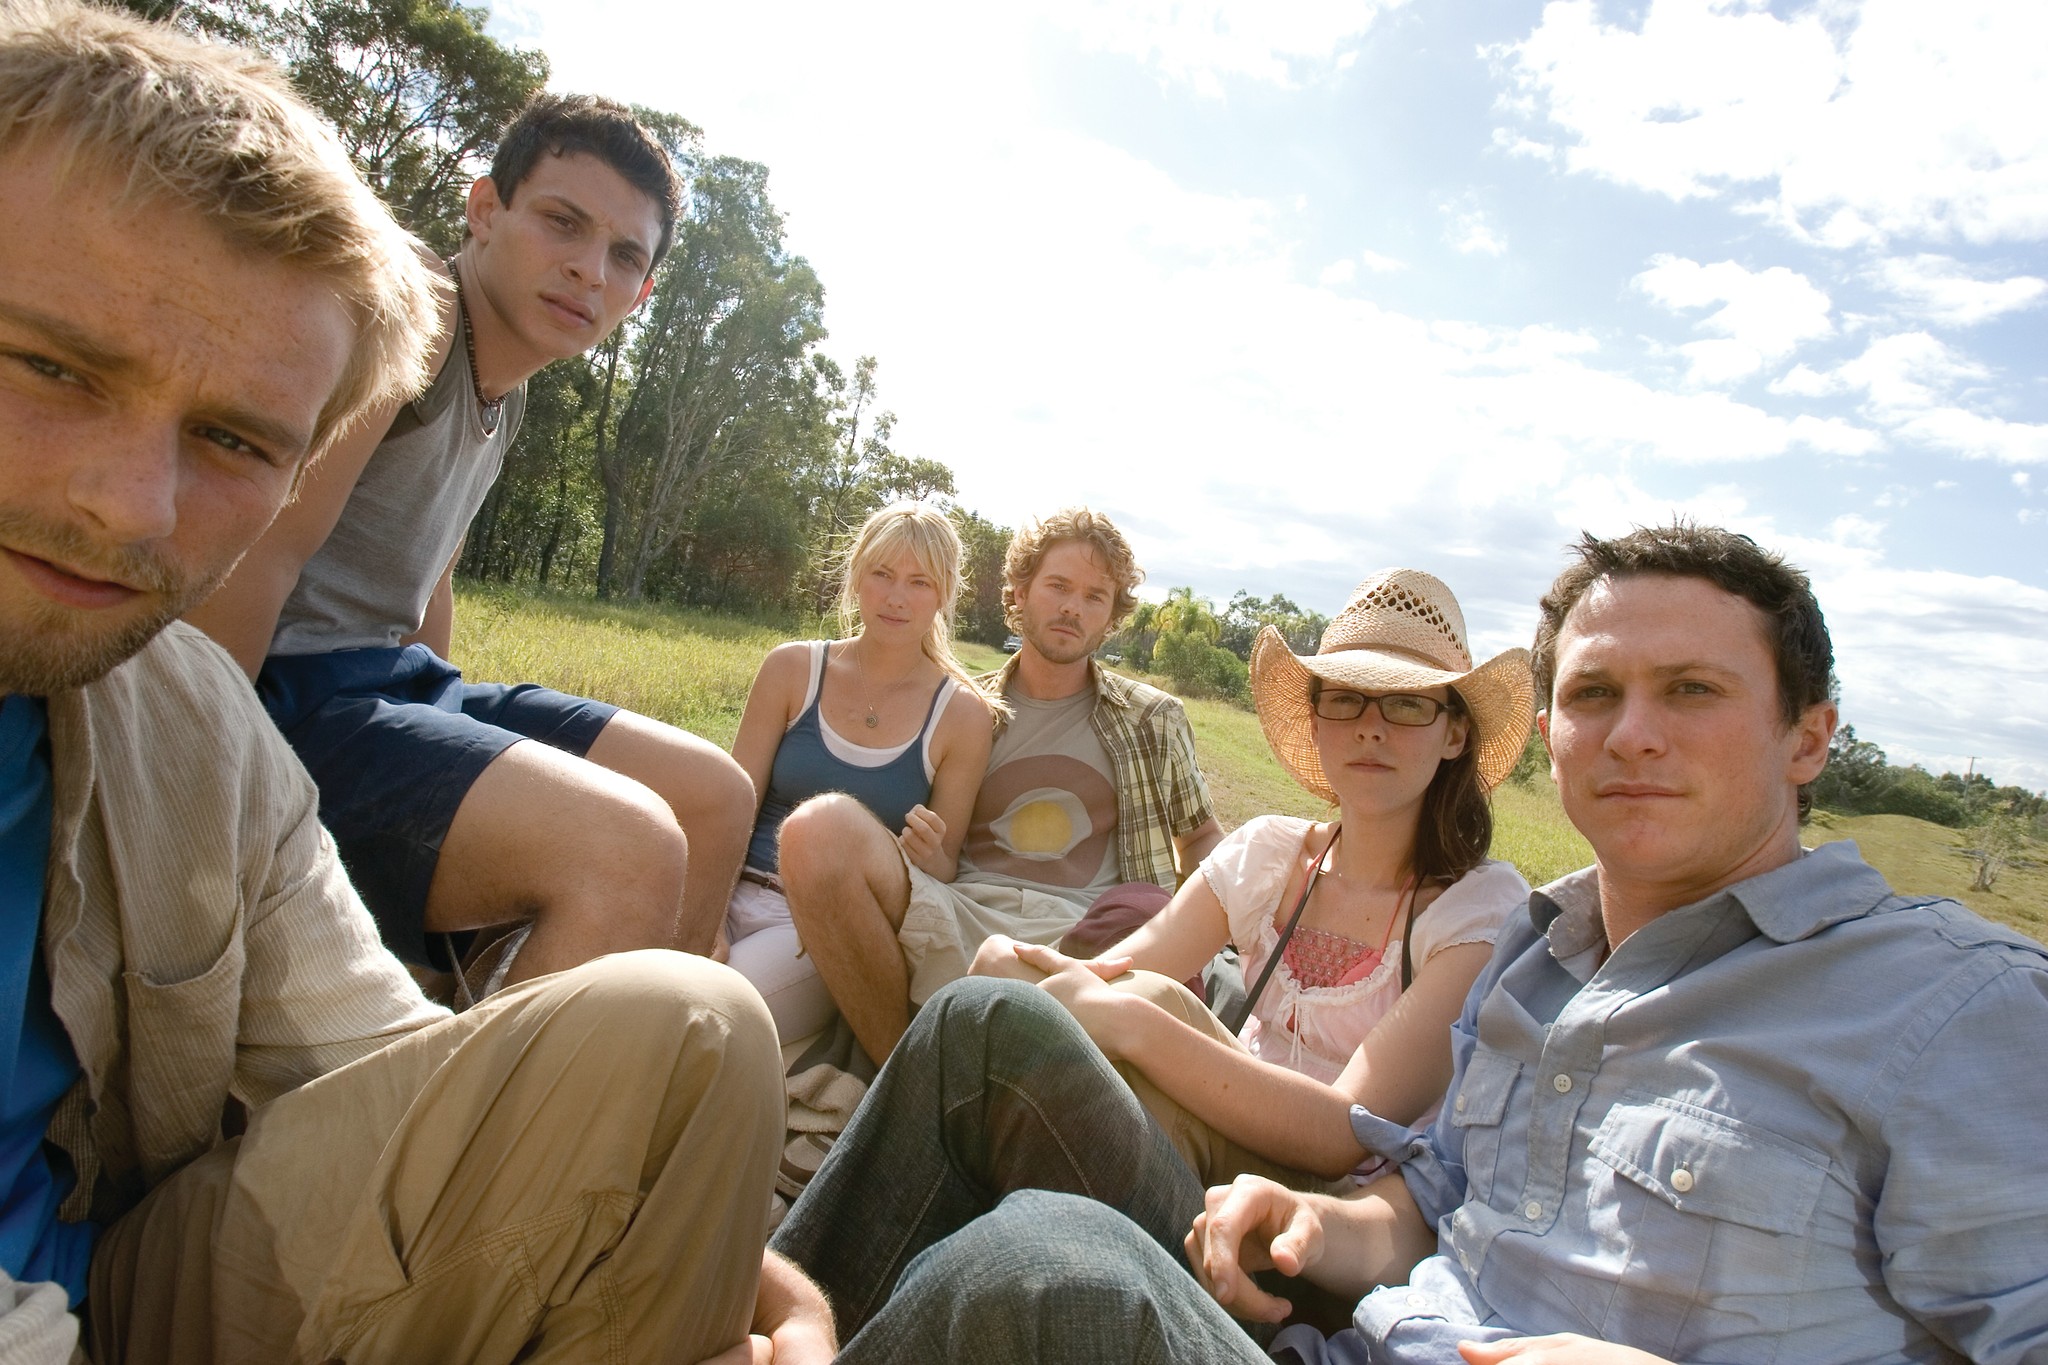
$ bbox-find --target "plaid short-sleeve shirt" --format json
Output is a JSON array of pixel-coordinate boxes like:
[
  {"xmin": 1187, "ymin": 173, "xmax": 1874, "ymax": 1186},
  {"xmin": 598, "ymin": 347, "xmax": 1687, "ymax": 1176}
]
[{"xmin": 980, "ymin": 658, "xmax": 1214, "ymax": 891}]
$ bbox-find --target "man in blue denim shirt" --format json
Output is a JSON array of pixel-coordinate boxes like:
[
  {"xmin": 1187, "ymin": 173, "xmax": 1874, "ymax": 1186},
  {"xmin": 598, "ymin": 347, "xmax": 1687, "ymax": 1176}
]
[
  {"xmin": 782, "ymin": 523, "xmax": 2048, "ymax": 1365},
  {"xmin": 1187, "ymin": 524, "xmax": 2048, "ymax": 1365}
]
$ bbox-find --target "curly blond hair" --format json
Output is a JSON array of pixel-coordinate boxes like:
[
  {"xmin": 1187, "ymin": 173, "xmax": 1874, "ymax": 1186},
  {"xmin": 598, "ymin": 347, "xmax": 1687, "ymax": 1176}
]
[{"xmin": 1002, "ymin": 507, "xmax": 1144, "ymax": 632}]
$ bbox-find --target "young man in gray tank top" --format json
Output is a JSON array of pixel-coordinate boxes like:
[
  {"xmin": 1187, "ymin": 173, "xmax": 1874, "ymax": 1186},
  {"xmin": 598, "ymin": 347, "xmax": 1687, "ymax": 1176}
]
[
  {"xmin": 186, "ymin": 97, "xmax": 756, "ymax": 988},
  {"xmin": 777, "ymin": 508, "xmax": 1226, "ymax": 1063}
]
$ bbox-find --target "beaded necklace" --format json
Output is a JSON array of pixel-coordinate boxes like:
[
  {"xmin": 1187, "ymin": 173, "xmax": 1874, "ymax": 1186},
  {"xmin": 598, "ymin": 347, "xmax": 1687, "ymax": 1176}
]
[{"xmin": 444, "ymin": 257, "xmax": 504, "ymax": 438}]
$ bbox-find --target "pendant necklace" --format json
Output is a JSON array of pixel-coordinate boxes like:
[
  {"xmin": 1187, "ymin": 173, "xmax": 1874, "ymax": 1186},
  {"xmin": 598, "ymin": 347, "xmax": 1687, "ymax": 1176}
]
[
  {"xmin": 851, "ymin": 641, "xmax": 882, "ymax": 728},
  {"xmin": 445, "ymin": 258, "xmax": 505, "ymax": 438}
]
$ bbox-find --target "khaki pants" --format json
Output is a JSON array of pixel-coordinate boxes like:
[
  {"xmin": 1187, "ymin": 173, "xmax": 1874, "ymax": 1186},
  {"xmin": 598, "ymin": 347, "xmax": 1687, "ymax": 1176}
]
[
  {"xmin": 88, "ymin": 951, "xmax": 783, "ymax": 1365},
  {"xmin": 1110, "ymin": 970, "xmax": 1328, "ymax": 1192}
]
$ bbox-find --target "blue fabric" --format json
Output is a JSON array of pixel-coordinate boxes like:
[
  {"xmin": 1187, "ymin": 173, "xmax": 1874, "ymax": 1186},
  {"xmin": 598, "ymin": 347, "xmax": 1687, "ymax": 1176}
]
[
  {"xmin": 745, "ymin": 644, "xmax": 947, "ymax": 874},
  {"xmin": 1329, "ymin": 840, "xmax": 2048, "ymax": 1365},
  {"xmin": 772, "ymin": 976, "xmax": 1212, "ymax": 1339},
  {"xmin": 256, "ymin": 645, "xmax": 617, "ymax": 965},
  {"xmin": 838, "ymin": 1189, "xmax": 1272, "ymax": 1364},
  {"xmin": 0, "ymin": 696, "xmax": 94, "ymax": 1304}
]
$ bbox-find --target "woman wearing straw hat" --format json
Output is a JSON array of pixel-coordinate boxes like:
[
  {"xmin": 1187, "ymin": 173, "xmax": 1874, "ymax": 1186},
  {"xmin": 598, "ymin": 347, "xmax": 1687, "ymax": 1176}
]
[{"xmin": 974, "ymin": 567, "xmax": 1534, "ymax": 1186}]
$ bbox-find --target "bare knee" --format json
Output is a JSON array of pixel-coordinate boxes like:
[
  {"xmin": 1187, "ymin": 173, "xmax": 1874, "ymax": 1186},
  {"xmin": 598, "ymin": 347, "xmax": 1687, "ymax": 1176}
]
[
  {"xmin": 541, "ymin": 773, "xmax": 690, "ymax": 945},
  {"xmin": 778, "ymin": 793, "xmax": 893, "ymax": 909}
]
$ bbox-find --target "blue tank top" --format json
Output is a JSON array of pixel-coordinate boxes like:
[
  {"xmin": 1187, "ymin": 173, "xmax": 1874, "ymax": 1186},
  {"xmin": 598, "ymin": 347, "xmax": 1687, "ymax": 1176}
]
[{"xmin": 745, "ymin": 643, "xmax": 956, "ymax": 874}]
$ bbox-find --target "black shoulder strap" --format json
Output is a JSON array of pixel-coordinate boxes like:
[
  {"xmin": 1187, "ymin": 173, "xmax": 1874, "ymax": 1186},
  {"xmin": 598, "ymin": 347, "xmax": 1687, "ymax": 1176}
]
[{"xmin": 1227, "ymin": 824, "xmax": 1339, "ymax": 1035}]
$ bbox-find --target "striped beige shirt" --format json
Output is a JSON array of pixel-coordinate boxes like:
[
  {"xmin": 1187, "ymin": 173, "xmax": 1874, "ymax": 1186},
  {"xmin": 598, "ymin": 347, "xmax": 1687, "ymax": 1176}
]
[{"xmin": 40, "ymin": 623, "xmax": 445, "ymax": 1228}]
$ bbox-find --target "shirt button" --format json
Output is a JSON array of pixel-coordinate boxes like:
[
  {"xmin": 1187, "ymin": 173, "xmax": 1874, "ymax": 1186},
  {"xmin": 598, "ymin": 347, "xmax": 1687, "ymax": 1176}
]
[
  {"xmin": 1671, "ymin": 1167, "xmax": 1695, "ymax": 1194},
  {"xmin": 1552, "ymin": 1074, "xmax": 1573, "ymax": 1093},
  {"xmin": 1523, "ymin": 1200, "xmax": 1542, "ymax": 1220},
  {"xmin": 1455, "ymin": 1093, "xmax": 1467, "ymax": 1115}
]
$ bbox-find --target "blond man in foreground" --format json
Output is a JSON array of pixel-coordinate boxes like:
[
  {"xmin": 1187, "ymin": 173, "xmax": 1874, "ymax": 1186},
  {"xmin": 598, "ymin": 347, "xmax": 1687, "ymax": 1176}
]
[{"xmin": 0, "ymin": 6, "xmax": 824, "ymax": 1361}]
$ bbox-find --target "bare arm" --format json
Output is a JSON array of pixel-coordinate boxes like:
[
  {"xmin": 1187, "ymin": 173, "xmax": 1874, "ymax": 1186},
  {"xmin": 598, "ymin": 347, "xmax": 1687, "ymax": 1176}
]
[
  {"xmin": 1127, "ymin": 938, "xmax": 1495, "ymax": 1176},
  {"xmin": 694, "ymin": 1252, "xmax": 835, "ymax": 1365},
  {"xmin": 751, "ymin": 1250, "xmax": 835, "ymax": 1364},
  {"xmin": 184, "ymin": 280, "xmax": 452, "ymax": 677},
  {"xmin": 969, "ymin": 855, "xmax": 1235, "ymax": 986},
  {"xmin": 1008, "ymin": 931, "xmax": 1497, "ymax": 1178},
  {"xmin": 1186, "ymin": 1171, "xmax": 1435, "ymax": 1323},
  {"xmin": 1111, "ymin": 870, "xmax": 1233, "ymax": 980},
  {"xmin": 897, "ymin": 687, "xmax": 994, "ymax": 882},
  {"xmin": 728, "ymin": 643, "xmax": 811, "ymax": 823},
  {"xmin": 1175, "ymin": 815, "xmax": 1225, "ymax": 876},
  {"xmin": 400, "ymin": 546, "xmax": 459, "ymax": 659}
]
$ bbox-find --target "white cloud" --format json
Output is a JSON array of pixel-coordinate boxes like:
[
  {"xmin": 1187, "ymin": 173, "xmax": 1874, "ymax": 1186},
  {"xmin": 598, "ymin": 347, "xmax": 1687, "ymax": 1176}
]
[
  {"xmin": 1870, "ymin": 253, "xmax": 2048, "ymax": 327},
  {"xmin": 1042, "ymin": 0, "xmax": 1409, "ymax": 94},
  {"xmin": 1490, "ymin": 127, "xmax": 1558, "ymax": 163},
  {"xmin": 1494, "ymin": 0, "xmax": 2048, "ymax": 246},
  {"xmin": 1778, "ymin": 332, "xmax": 1986, "ymax": 410},
  {"xmin": 1804, "ymin": 562, "xmax": 2048, "ymax": 793},
  {"xmin": 1768, "ymin": 333, "xmax": 2048, "ymax": 464},
  {"xmin": 2016, "ymin": 471, "xmax": 2034, "ymax": 490},
  {"xmin": 1319, "ymin": 258, "xmax": 1358, "ymax": 286},
  {"xmin": 491, "ymin": 0, "xmax": 2048, "ymax": 794},
  {"xmin": 1633, "ymin": 255, "xmax": 1832, "ymax": 383},
  {"xmin": 1442, "ymin": 197, "xmax": 1508, "ymax": 255}
]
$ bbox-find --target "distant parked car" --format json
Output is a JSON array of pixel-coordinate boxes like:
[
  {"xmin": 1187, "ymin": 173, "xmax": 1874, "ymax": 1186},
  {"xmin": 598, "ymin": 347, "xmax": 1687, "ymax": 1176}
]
[
  {"xmin": 1001, "ymin": 634, "xmax": 1023, "ymax": 653},
  {"xmin": 1096, "ymin": 650, "xmax": 1123, "ymax": 665}
]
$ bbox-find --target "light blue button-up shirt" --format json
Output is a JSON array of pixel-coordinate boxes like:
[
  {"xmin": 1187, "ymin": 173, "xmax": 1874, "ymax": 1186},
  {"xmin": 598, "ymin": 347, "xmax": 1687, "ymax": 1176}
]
[{"xmin": 1281, "ymin": 841, "xmax": 2048, "ymax": 1365}]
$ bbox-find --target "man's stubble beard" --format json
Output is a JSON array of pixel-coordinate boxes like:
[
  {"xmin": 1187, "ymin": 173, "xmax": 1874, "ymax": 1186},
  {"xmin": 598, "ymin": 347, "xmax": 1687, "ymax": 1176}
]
[
  {"xmin": 1019, "ymin": 609, "xmax": 1107, "ymax": 667},
  {"xmin": 0, "ymin": 509, "xmax": 216, "ymax": 695}
]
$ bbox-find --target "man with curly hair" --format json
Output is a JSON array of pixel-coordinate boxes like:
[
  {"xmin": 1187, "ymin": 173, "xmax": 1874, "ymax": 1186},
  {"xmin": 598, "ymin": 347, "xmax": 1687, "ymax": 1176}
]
[{"xmin": 780, "ymin": 507, "xmax": 1223, "ymax": 1062}]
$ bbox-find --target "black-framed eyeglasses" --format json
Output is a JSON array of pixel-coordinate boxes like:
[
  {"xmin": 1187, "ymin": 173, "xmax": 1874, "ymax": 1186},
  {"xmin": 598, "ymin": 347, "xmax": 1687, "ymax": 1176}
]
[{"xmin": 1312, "ymin": 689, "xmax": 1454, "ymax": 727}]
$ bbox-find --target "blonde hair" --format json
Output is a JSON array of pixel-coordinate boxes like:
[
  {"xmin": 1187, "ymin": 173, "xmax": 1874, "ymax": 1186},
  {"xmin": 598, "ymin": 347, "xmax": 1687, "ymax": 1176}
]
[
  {"xmin": 836, "ymin": 502, "xmax": 1005, "ymax": 719},
  {"xmin": 0, "ymin": 0, "xmax": 440, "ymax": 458},
  {"xmin": 1002, "ymin": 506, "xmax": 1144, "ymax": 631}
]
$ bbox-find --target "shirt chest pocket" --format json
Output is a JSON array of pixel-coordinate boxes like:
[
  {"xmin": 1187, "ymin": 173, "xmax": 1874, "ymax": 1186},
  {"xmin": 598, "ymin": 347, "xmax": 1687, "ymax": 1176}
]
[
  {"xmin": 1447, "ymin": 1048, "xmax": 1521, "ymax": 1199},
  {"xmin": 1586, "ymin": 1094, "xmax": 1830, "ymax": 1351}
]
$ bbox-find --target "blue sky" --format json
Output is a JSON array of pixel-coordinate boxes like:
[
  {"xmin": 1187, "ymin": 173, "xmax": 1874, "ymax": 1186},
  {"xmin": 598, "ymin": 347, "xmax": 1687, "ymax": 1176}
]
[{"xmin": 492, "ymin": 0, "xmax": 2048, "ymax": 793}]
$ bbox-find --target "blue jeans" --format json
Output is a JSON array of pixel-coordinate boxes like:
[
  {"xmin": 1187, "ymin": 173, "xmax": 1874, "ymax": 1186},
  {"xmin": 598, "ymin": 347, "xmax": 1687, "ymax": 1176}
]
[{"xmin": 771, "ymin": 977, "xmax": 1278, "ymax": 1362}]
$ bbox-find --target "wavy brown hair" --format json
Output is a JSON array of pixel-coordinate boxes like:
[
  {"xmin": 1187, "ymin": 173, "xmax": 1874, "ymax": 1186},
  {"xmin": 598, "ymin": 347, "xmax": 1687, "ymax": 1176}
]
[{"xmin": 1002, "ymin": 507, "xmax": 1144, "ymax": 632}]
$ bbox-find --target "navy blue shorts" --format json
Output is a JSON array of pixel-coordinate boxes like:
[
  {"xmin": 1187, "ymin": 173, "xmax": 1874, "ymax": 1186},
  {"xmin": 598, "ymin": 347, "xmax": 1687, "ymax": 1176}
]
[{"xmin": 257, "ymin": 645, "xmax": 618, "ymax": 966}]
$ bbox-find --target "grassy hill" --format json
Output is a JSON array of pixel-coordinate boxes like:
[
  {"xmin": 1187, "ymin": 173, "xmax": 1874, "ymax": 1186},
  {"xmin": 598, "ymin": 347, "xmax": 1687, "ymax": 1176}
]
[{"xmin": 452, "ymin": 584, "xmax": 2042, "ymax": 942}]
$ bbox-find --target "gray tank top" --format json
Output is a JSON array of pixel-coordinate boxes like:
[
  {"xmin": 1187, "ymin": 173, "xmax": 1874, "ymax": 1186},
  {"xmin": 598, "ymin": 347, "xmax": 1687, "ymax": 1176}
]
[{"xmin": 269, "ymin": 336, "xmax": 526, "ymax": 656}]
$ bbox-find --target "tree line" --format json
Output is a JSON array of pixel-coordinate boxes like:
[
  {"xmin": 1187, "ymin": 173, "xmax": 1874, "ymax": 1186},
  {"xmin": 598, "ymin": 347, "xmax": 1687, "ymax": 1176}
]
[
  {"xmin": 128, "ymin": 0, "xmax": 1015, "ymax": 631},
  {"xmin": 129, "ymin": 1, "xmax": 2048, "ymax": 816}
]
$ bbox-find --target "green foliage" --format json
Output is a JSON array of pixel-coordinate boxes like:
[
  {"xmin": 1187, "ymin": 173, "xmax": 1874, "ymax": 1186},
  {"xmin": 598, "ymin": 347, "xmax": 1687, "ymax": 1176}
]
[
  {"xmin": 951, "ymin": 508, "xmax": 1015, "ymax": 646},
  {"xmin": 596, "ymin": 154, "xmax": 828, "ymax": 600},
  {"xmin": 135, "ymin": 0, "xmax": 548, "ymax": 252},
  {"xmin": 1810, "ymin": 724, "xmax": 2044, "ymax": 829},
  {"xmin": 1507, "ymin": 728, "xmax": 1549, "ymax": 787},
  {"xmin": 1217, "ymin": 591, "xmax": 1329, "ymax": 660},
  {"xmin": 286, "ymin": 0, "xmax": 548, "ymax": 251},
  {"xmin": 1155, "ymin": 586, "xmax": 1221, "ymax": 644},
  {"xmin": 1968, "ymin": 812, "xmax": 2032, "ymax": 892},
  {"xmin": 1155, "ymin": 631, "xmax": 1249, "ymax": 702}
]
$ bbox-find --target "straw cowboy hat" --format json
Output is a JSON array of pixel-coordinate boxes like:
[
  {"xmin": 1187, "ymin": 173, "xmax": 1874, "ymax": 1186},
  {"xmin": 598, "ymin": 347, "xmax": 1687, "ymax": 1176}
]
[{"xmin": 1250, "ymin": 569, "xmax": 1534, "ymax": 802}]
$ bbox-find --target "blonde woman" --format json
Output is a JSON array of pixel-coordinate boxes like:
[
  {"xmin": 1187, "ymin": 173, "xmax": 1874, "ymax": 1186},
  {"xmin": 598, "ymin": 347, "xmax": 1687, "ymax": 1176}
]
[{"xmin": 725, "ymin": 503, "xmax": 998, "ymax": 1041}]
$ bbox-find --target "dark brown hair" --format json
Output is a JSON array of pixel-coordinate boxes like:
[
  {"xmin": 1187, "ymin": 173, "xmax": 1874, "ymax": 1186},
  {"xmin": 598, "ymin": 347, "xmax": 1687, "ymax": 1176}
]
[
  {"xmin": 1312, "ymin": 680, "xmax": 1493, "ymax": 884},
  {"xmin": 1530, "ymin": 521, "xmax": 1835, "ymax": 816},
  {"xmin": 490, "ymin": 93, "xmax": 681, "ymax": 269}
]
